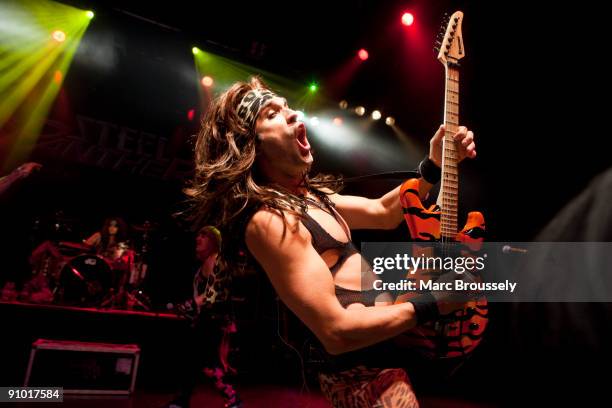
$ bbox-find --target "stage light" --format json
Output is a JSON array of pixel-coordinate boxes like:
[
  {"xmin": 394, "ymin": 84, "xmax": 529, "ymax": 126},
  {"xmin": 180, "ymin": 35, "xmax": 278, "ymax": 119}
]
[
  {"xmin": 192, "ymin": 47, "xmax": 200, "ymax": 55},
  {"xmin": 0, "ymin": 0, "xmax": 95, "ymax": 170},
  {"xmin": 358, "ymin": 49, "xmax": 369, "ymax": 61},
  {"xmin": 52, "ymin": 30, "xmax": 66, "ymax": 43},
  {"xmin": 355, "ymin": 106, "xmax": 365, "ymax": 116},
  {"xmin": 401, "ymin": 12, "xmax": 414, "ymax": 26},
  {"xmin": 85, "ymin": 11, "xmax": 94, "ymax": 19},
  {"xmin": 333, "ymin": 117, "xmax": 343, "ymax": 126},
  {"xmin": 385, "ymin": 116, "xmax": 395, "ymax": 126},
  {"xmin": 187, "ymin": 109, "xmax": 195, "ymax": 121},
  {"xmin": 371, "ymin": 110, "xmax": 382, "ymax": 120},
  {"xmin": 309, "ymin": 82, "xmax": 318, "ymax": 92},
  {"xmin": 310, "ymin": 117, "xmax": 320, "ymax": 127},
  {"xmin": 296, "ymin": 111, "xmax": 305, "ymax": 121},
  {"xmin": 201, "ymin": 76, "xmax": 214, "ymax": 87},
  {"xmin": 339, "ymin": 100, "xmax": 348, "ymax": 109}
]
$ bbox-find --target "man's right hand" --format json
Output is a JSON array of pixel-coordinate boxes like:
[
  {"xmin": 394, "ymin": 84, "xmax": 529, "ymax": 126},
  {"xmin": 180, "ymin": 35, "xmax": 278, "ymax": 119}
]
[{"xmin": 430, "ymin": 269, "xmax": 481, "ymax": 315}]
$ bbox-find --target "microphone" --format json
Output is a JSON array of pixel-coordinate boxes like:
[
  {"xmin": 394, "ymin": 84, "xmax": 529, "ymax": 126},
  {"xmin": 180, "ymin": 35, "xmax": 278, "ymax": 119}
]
[{"xmin": 502, "ymin": 245, "xmax": 528, "ymax": 254}]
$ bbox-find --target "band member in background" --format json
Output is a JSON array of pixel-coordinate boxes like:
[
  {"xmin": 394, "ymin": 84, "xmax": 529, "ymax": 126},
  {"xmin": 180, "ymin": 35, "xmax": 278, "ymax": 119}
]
[
  {"xmin": 84, "ymin": 217, "xmax": 135, "ymax": 307},
  {"xmin": 186, "ymin": 77, "xmax": 477, "ymax": 407},
  {"xmin": 84, "ymin": 216, "xmax": 134, "ymax": 277},
  {"xmin": 166, "ymin": 226, "xmax": 241, "ymax": 408},
  {"xmin": 84, "ymin": 217, "xmax": 130, "ymax": 256}
]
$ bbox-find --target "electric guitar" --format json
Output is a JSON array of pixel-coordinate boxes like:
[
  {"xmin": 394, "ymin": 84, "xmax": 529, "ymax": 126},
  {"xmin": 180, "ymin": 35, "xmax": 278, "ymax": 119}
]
[{"xmin": 395, "ymin": 11, "xmax": 488, "ymax": 359}]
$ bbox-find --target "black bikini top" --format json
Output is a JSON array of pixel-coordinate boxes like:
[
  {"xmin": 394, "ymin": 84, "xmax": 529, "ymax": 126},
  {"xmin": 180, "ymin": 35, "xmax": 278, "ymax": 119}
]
[
  {"xmin": 300, "ymin": 193, "xmax": 378, "ymax": 308},
  {"xmin": 299, "ymin": 211, "xmax": 358, "ymax": 274}
]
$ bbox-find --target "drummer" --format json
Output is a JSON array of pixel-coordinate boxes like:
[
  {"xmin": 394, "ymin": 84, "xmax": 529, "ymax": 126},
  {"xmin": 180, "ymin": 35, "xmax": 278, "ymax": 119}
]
[
  {"xmin": 83, "ymin": 217, "xmax": 135, "ymax": 294},
  {"xmin": 27, "ymin": 216, "xmax": 130, "ymax": 279},
  {"xmin": 84, "ymin": 217, "xmax": 129, "ymax": 256}
]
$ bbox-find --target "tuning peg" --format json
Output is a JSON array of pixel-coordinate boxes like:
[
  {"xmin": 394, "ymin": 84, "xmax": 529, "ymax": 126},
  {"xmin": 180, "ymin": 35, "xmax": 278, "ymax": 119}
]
[{"xmin": 440, "ymin": 13, "xmax": 450, "ymax": 26}]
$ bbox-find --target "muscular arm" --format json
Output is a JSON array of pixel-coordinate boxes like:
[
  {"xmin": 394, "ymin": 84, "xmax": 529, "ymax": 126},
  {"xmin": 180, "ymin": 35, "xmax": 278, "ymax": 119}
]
[
  {"xmin": 246, "ymin": 209, "xmax": 418, "ymax": 355},
  {"xmin": 329, "ymin": 125, "xmax": 476, "ymax": 230},
  {"xmin": 326, "ymin": 177, "xmax": 433, "ymax": 230}
]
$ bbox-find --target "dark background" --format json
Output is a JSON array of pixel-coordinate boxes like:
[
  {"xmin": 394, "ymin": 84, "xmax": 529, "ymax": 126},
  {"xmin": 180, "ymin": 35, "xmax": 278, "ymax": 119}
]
[
  {"xmin": 6, "ymin": 0, "xmax": 607, "ymax": 241},
  {"xmin": 1, "ymin": 0, "xmax": 610, "ymax": 404},
  {"xmin": 7, "ymin": 0, "xmax": 606, "ymax": 299}
]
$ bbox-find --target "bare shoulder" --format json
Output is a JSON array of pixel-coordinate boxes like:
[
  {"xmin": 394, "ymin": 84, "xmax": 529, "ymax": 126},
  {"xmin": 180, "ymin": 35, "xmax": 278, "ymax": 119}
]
[
  {"xmin": 318, "ymin": 187, "xmax": 345, "ymax": 204},
  {"xmin": 319, "ymin": 187, "xmax": 335, "ymax": 195},
  {"xmin": 245, "ymin": 208, "xmax": 309, "ymax": 251}
]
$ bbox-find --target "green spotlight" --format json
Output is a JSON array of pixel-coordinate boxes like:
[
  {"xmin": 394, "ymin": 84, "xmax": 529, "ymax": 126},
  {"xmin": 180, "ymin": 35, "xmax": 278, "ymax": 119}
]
[
  {"xmin": 192, "ymin": 47, "xmax": 200, "ymax": 55},
  {"xmin": 0, "ymin": 0, "xmax": 94, "ymax": 171},
  {"xmin": 86, "ymin": 10, "xmax": 94, "ymax": 19},
  {"xmin": 309, "ymin": 82, "xmax": 318, "ymax": 92}
]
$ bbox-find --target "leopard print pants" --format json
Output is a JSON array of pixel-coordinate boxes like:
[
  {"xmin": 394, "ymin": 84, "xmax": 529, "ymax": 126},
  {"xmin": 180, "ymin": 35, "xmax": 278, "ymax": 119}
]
[{"xmin": 318, "ymin": 365, "xmax": 419, "ymax": 408}]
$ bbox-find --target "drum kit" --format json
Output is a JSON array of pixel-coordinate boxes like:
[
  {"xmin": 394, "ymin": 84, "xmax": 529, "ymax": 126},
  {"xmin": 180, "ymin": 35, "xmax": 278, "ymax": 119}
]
[{"xmin": 28, "ymin": 221, "xmax": 158, "ymax": 310}]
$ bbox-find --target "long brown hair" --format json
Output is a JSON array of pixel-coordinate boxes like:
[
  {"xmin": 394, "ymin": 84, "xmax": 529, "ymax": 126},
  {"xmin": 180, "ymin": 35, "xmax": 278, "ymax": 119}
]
[
  {"xmin": 185, "ymin": 77, "xmax": 341, "ymax": 259},
  {"xmin": 100, "ymin": 216, "xmax": 128, "ymax": 250}
]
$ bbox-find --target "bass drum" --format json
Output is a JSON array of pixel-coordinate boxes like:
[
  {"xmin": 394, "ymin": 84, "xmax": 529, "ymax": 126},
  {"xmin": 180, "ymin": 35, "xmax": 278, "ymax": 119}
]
[{"xmin": 57, "ymin": 255, "xmax": 112, "ymax": 306}]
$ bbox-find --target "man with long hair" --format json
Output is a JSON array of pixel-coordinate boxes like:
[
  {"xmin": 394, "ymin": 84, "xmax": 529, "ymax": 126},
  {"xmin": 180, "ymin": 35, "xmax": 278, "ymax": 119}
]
[{"xmin": 187, "ymin": 77, "xmax": 476, "ymax": 407}]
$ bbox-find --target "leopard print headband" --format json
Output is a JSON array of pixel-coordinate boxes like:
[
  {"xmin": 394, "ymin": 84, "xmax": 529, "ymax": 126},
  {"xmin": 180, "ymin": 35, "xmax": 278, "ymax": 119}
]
[{"xmin": 236, "ymin": 88, "xmax": 277, "ymax": 131}]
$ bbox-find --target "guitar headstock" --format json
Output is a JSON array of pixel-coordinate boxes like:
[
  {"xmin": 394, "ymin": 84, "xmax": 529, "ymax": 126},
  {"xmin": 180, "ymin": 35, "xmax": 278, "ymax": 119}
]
[{"xmin": 434, "ymin": 11, "xmax": 465, "ymax": 66}]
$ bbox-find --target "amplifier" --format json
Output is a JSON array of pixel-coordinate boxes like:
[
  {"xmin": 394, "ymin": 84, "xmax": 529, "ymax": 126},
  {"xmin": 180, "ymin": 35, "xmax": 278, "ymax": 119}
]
[{"xmin": 24, "ymin": 339, "xmax": 140, "ymax": 395}]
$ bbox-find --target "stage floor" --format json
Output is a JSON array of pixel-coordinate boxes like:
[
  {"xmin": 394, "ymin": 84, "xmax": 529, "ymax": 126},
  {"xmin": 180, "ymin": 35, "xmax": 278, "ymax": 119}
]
[
  {"xmin": 2, "ymin": 383, "xmax": 497, "ymax": 408},
  {"xmin": 0, "ymin": 301, "xmax": 499, "ymax": 407}
]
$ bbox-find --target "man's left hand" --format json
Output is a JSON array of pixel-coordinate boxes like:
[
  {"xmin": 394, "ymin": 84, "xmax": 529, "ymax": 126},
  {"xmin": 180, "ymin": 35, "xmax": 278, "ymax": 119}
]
[{"xmin": 429, "ymin": 125, "xmax": 476, "ymax": 167}]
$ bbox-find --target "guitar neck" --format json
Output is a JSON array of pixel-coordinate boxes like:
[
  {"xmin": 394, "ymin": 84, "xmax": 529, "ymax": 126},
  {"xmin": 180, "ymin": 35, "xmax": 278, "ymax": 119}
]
[{"xmin": 438, "ymin": 63, "xmax": 460, "ymax": 239}]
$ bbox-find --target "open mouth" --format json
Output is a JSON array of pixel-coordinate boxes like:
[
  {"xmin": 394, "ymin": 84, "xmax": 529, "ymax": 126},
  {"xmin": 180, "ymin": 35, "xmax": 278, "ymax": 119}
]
[{"xmin": 295, "ymin": 124, "xmax": 311, "ymax": 155}]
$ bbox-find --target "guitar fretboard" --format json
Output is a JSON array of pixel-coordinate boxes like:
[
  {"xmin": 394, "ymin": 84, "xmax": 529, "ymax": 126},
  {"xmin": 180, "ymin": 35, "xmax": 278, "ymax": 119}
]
[{"xmin": 439, "ymin": 64, "xmax": 460, "ymax": 240}]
